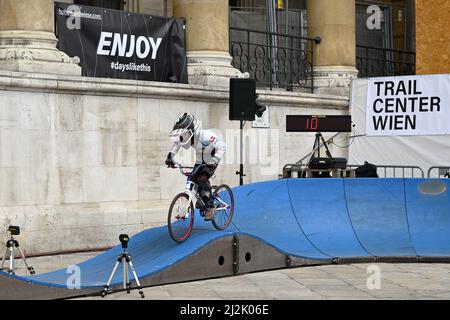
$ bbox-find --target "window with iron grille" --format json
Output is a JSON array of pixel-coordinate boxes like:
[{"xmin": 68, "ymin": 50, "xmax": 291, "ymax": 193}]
[
  {"xmin": 356, "ymin": 0, "xmax": 415, "ymax": 77},
  {"xmin": 229, "ymin": 0, "xmax": 314, "ymax": 91},
  {"xmin": 230, "ymin": 0, "xmax": 415, "ymax": 80}
]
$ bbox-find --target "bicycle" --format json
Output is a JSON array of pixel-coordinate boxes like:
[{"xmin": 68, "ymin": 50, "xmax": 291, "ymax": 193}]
[{"xmin": 167, "ymin": 163, "xmax": 235, "ymax": 243}]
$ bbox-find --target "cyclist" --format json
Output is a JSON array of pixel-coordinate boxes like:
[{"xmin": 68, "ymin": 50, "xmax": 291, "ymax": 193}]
[{"xmin": 165, "ymin": 113, "xmax": 226, "ymax": 221}]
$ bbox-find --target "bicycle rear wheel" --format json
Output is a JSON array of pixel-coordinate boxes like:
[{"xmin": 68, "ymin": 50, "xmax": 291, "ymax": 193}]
[
  {"xmin": 211, "ymin": 185, "xmax": 234, "ymax": 230},
  {"xmin": 168, "ymin": 193, "xmax": 195, "ymax": 243}
]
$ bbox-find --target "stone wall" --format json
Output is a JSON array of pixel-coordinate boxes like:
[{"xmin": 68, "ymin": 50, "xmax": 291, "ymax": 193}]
[
  {"xmin": 0, "ymin": 71, "xmax": 348, "ymax": 254},
  {"xmin": 416, "ymin": 0, "xmax": 450, "ymax": 75}
]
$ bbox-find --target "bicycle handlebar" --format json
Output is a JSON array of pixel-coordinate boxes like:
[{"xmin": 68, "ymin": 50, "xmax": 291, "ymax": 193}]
[{"xmin": 171, "ymin": 162, "xmax": 206, "ymax": 176}]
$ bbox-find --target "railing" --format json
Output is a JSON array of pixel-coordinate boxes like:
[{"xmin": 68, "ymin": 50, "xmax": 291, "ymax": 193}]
[
  {"xmin": 357, "ymin": 45, "xmax": 416, "ymax": 78},
  {"xmin": 282, "ymin": 163, "xmax": 425, "ymax": 179},
  {"xmin": 229, "ymin": 27, "xmax": 320, "ymax": 93},
  {"xmin": 347, "ymin": 165, "xmax": 424, "ymax": 178},
  {"xmin": 282, "ymin": 164, "xmax": 307, "ymax": 179},
  {"xmin": 427, "ymin": 167, "xmax": 450, "ymax": 178}
]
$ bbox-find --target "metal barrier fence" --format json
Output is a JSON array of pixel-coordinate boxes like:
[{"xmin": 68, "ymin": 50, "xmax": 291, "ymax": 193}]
[
  {"xmin": 347, "ymin": 165, "xmax": 424, "ymax": 178},
  {"xmin": 427, "ymin": 167, "xmax": 450, "ymax": 178},
  {"xmin": 282, "ymin": 163, "xmax": 425, "ymax": 179}
]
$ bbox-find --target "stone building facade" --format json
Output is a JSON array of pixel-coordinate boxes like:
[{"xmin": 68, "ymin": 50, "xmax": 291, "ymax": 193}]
[{"xmin": 1, "ymin": 0, "xmax": 447, "ymax": 255}]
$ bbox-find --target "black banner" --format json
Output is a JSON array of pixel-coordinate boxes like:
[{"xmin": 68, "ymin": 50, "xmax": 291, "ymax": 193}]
[{"xmin": 55, "ymin": 2, "xmax": 188, "ymax": 83}]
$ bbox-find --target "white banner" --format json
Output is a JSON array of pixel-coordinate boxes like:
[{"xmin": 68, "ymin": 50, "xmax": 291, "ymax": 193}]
[{"xmin": 366, "ymin": 74, "xmax": 450, "ymax": 136}]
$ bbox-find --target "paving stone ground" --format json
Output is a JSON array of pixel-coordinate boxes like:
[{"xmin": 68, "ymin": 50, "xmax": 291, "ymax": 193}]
[{"xmin": 8, "ymin": 252, "xmax": 450, "ymax": 300}]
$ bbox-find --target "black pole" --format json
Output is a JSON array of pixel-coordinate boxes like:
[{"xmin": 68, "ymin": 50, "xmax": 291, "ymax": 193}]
[{"xmin": 237, "ymin": 120, "xmax": 245, "ymax": 186}]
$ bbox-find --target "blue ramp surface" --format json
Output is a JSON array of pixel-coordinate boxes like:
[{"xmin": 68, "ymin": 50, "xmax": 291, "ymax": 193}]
[
  {"xmin": 287, "ymin": 179, "xmax": 370, "ymax": 258},
  {"xmin": 230, "ymin": 180, "xmax": 330, "ymax": 260},
  {"xmin": 344, "ymin": 179, "xmax": 416, "ymax": 257},
  {"xmin": 1, "ymin": 178, "xmax": 450, "ymax": 297},
  {"xmin": 405, "ymin": 179, "xmax": 450, "ymax": 256}
]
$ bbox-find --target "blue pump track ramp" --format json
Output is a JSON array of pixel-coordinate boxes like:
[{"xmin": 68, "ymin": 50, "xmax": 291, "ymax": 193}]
[{"xmin": 1, "ymin": 178, "xmax": 450, "ymax": 299}]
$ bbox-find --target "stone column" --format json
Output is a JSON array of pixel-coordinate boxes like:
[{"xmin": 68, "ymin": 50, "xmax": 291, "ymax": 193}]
[
  {"xmin": 173, "ymin": 0, "xmax": 244, "ymax": 87},
  {"xmin": 0, "ymin": 0, "xmax": 81, "ymax": 75},
  {"xmin": 307, "ymin": 0, "xmax": 358, "ymax": 95}
]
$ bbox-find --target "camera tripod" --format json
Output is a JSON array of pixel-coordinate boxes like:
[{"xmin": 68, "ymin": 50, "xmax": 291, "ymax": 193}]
[
  {"xmin": 101, "ymin": 234, "xmax": 145, "ymax": 298},
  {"xmin": 310, "ymin": 132, "xmax": 333, "ymax": 161},
  {"xmin": 1, "ymin": 233, "xmax": 35, "ymax": 275}
]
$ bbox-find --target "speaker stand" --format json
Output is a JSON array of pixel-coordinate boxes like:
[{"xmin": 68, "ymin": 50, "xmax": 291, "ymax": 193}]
[
  {"xmin": 310, "ymin": 132, "xmax": 333, "ymax": 161},
  {"xmin": 236, "ymin": 120, "xmax": 246, "ymax": 186}
]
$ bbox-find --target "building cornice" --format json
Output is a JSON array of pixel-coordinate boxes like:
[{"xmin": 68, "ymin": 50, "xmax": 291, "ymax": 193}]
[{"xmin": 0, "ymin": 71, "xmax": 349, "ymax": 109}]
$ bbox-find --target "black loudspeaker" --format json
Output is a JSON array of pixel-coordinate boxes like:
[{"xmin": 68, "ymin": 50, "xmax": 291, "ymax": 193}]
[{"xmin": 229, "ymin": 78, "xmax": 256, "ymax": 121}]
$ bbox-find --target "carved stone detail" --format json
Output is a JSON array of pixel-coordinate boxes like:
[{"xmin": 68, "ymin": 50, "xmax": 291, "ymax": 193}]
[
  {"xmin": 5, "ymin": 49, "xmax": 34, "ymax": 61},
  {"xmin": 60, "ymin": 53, "xmax": 80, "ymax": 65}
]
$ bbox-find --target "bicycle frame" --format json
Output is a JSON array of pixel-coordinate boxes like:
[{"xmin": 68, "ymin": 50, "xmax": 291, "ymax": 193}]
[
  {"xmin": 175, "ymin": 163, "xmax": 229, "ymax": 214},
  {"xmin": 214, "ymin": 196, "xmax": 230, "ymax": 211},
  {"xmin": 184, "ymin": 178, "xmax": 200, "ymax": 213},
  {"xmin": 168, "ymin": 162, "xmax": 234, "ymax": 242}
]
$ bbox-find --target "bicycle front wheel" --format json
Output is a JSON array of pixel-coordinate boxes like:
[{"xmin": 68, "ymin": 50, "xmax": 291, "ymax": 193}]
[
  {"xmin": 168, "ymin": 193, "xmax": 195, "ymax": 243},
  {"xmin": 212, "ymin": 185, "xmax": 234, "ymax": 231}
]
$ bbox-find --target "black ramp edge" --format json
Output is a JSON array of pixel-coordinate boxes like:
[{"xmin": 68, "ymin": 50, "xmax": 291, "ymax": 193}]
[
  {"xmin": 332, "ymin": 256, "xmax": 377, "ymax": 264},
  {"xmin": 119, "ymin": 234, "xmax": 329, "ymax": 287},
  {"xmin": 143, "ymin": 233, "xmax": 330, "ymax": 285},
  {"xmin": 140, "ymin": 235, "xmax": 235, "ymax": 287},
  {"xmin": 376, "ymin": 256, "xmax": 419, "ymax": 263},
  {"xmin": 0, "ymin": 274, "xmax": 96, "ymax": 300},
  {"xmin": 236, "ymin": 234, "xmax": 287, "ymax": 274},
  {"xmin": 419, "ymin": 256, "xmax": 450, "ymax": 263},
  {"xmin": 233, "ymin": 234, "xmax": 328, "ymax": 274},
  {"xmin": 288, "ymin": 256, "xmax": 332, "ymax": 267}
]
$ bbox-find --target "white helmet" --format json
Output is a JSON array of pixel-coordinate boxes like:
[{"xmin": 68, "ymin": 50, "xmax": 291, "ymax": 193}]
[{"xmin": 170, "ymin": 113, "xmax": 201, "ymax": 146}]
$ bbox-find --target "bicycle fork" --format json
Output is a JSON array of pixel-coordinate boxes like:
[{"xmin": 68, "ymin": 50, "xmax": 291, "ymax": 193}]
[{"xmin": 176, "ymin": 191, "xmax": 194, "ymax": 219}]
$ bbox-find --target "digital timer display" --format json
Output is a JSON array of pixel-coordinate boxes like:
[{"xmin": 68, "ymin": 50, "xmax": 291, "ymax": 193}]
[{"xmin": 286, "ymin": 115, "xmax": 352, "ymax": 132}]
